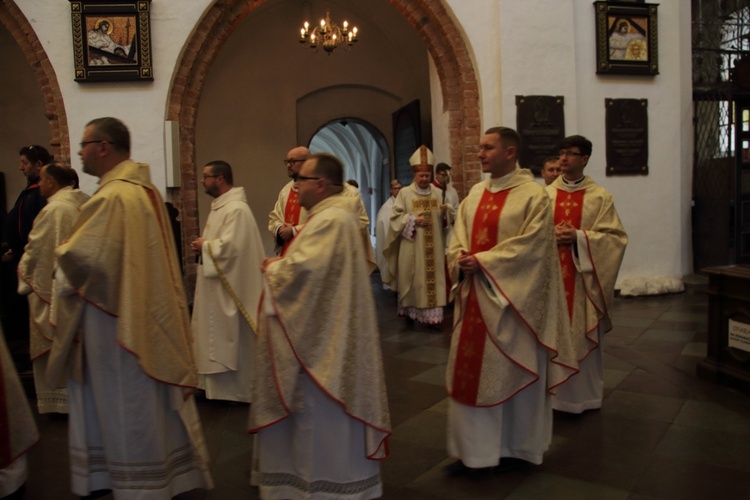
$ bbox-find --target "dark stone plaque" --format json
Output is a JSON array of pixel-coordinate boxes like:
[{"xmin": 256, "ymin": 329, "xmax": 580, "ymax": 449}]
[
  {"xmin": 605, "ymin": 98, "xmax": 648, "ymax": 175},
  {"xmin": 515, "ymin": 95, "xmax": 565, "ymax": 175}
]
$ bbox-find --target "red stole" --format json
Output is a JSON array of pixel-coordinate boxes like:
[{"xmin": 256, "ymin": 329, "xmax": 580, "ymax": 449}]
[
  {"xmin": 282, "ymin": 187, "xmax": 301, "ymax": 254},
  {"xmin": 451, "ymin": 188, "xmax": 510, "ymax": 405},
  {"xmin": 553, "ymin": 189, "xmax": 585, "ymax": 321}
]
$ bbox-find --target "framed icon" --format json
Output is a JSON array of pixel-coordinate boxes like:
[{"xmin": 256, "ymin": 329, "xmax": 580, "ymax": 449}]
[
  {"xmin": 594, "ymin": 1, "xmax": 658, "ymax": 76},
  {"xmin": 70, "ymin": 0, "xmax": 153, "ymax": 82}
]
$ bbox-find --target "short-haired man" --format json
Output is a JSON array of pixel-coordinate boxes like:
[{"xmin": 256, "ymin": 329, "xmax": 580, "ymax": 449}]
[
  {"xmin": 190, "ymin": 160, "xmax": 265, "ymax": 403},
  {"xmin": 375, "ymin": 179, "xmax": 402, "ymax": 289},
  {"xmin": 445, "ymin": 127, "xmax": 577, "ymax": 476},
  {"xmin": 384, "ymin": 146, "xmax": 449, "ymax": 327},
  {"xmin": 432, "ymin": 162, "xmax": 460, "ymax": 250},
  {"xmin": 547, "ymin": 135, "xmax": 627, "ymax": 414},
  {"xmin": 540, "ymin": 156, "xmax": 561, "ymax": 185},
  {"xmin": 2, "ymin": 145, "xmax": 52, "ymax": 372},
  {"xmin": 269, "ymin": 146, "xmax": 374, "ymax": 261},
  {"xmin": 268, "ymin": 146, "xmax": 310, "ymax": 255},
  {"xmin": 50, "ymin": 117, "xmax": 212, "ymax": 497},
  {"xmin": 17, "ymin": 163, "xmax": 89, "ymax": 414},
  {"xmin": 250, "ymin": 152, "xmax": 390, "ymax": 499}
]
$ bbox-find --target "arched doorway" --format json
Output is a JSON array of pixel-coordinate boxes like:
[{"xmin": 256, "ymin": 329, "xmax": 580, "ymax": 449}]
[
  {"xmin": 310, "ymin": 118, "xmax": 390, "ymax": 239},
  {"xmin": 168, "ymin": 0, "xmax": 480, "ymax": 285}
]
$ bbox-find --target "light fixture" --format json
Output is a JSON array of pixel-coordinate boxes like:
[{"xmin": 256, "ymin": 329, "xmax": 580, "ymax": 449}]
[{"xmin": 299, "ymin": 9, "xmax": 358, "ymax": 54}]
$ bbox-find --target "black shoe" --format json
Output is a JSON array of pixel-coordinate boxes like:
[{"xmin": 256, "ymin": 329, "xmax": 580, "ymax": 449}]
[
  {"xmin": 443, "ymin": 459, "xmax": 492, "ymax": 479},
  {"xmin": 493, "ymin": 457, "xmax": 532, "ymax": 475}
]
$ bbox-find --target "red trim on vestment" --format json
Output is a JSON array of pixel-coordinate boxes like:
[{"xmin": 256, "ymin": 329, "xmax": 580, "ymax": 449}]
[{"xmin": 256, "ymin": 260, "xmax": 392, "ymax": 458}]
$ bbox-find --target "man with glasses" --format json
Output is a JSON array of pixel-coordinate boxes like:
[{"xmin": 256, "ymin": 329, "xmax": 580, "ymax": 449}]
[
  {"xmin": 445, "ymin": 127, "xmax": 577, "ymax": 477},
  {"xmin": 547, "ymin": 135, "xmax": 628, "ymax": 414},
  {"xmin": 251, "ymin": 152, "xmax": 390, "ymax": 499},
  {"xmin": 268, "ymin": 146, "xmax": 309, "ymax": 255},
  {"xmin": 190, "ymin": 160, "xmax": 265, "ymax": 403},
  {"xmin": 50, "ymin": 117, "xmax": 213, "ymax": 497}
]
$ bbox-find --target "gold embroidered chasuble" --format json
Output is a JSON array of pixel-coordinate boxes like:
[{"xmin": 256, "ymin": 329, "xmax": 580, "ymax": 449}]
[
  {"xmin": 17, "ymin": 187, "xmax": 89, "ymax": 360},
  {"xmin": 192, "ymin": 186, "xmax": 264, "ymax": 376},
  {"xmin": 446, "ymin": 168, "xmax": 577, "ymax": 407},
  {"xmin": 49, "ymin": 160, "xmax": 198, "ymax": 389},
  {"xmin": 546, "ymin": 176, "xmax": 628, "ymax": 361},
  {"xmin": 249, "ymin": 193, "xmax": 391, "ymax": 459},
  {"xmin": 382, "ymin": 184, "xmax": 447, "ymax": 307}
]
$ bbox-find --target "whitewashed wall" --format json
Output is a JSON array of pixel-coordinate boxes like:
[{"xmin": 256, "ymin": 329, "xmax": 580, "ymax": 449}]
[
  {"xmin": 15, "ymin": 0, "xmax": 213, "ymax": 195},
  {"xmin": 12, "ymin": 0, "xmax": 693, "ymax": 285}
]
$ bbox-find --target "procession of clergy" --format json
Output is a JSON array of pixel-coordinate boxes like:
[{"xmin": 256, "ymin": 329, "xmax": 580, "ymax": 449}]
[{"xmin": 1, "ymin": 117, "xmax": 627, "ymax": 499}]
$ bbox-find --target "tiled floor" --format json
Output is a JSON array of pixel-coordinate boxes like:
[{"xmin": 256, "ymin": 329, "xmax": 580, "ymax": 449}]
[{"xmin": 20, "ymin": 275, "xmax": 750, "ymax": 499}]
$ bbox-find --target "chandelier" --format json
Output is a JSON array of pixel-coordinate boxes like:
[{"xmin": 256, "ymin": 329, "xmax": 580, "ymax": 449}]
[{"xmin": 299, "ymin": 10, "xmax": 358, "ymax": 54}]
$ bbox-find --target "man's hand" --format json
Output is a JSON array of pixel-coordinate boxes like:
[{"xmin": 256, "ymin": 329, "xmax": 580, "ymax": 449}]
[
  {"xmin": 278, "ymin": 223, "xmax": 295, "ymax": 241},
  {"xmin": 555, "ymin": 221, "xmax": 577, "ymax": 245},
  {"xmin": 414, "ymin": 214, "xmax": 431, "ymax": 228},
  {"xmin": 457, "ymin": 250, "xmax": 480, "ymax": 275},
  {"xmin": 190, "ymin": 238, "xmax": 205, "ymax": 255},
  {"xmin": 262, "ymin": 257, "xmax": 281, "ymax": 273}
]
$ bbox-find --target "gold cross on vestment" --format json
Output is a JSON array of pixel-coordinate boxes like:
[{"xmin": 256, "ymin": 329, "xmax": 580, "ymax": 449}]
[{"xmin": 558, "ymin": 194, "xmax": 579, "ymax": 218}]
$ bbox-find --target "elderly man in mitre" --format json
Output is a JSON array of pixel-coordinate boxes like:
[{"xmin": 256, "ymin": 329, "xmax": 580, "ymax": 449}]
[
  {"xmin": 17, "ymin": 163, "xmax": 89, "ymax": 414},
  {"xmin": 384, "ymin": 146, "xmax": 448, "ymax": 327}
]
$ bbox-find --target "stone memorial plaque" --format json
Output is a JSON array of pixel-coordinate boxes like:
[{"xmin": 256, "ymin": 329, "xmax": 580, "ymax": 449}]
[
  {"xmin": 516, "ymin": 95, "xmax": 565, "ymax": 176},
  {"xmin": 605, "ymin": 98, "xmax": 648, "ymax": 175}
]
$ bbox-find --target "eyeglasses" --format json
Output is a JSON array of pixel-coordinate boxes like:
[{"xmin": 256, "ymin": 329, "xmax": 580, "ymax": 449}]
[
  {"xmin": 202, "ymin": 174, "xmax": 220, "ymax": 179},
  {"xmin": 80, "ymin": 140, "xmax": 108, "ymax": 149},
  {"xmin": 284, "ymin": 159, "xmax": 306, "ymax": 167},
  {"xmin": 296, "ymin": 175, "xmax": 321, "ymax": 182},
  {"xmin": 559, "ymin": 150, "xmax": 583, "ymax": 158}
]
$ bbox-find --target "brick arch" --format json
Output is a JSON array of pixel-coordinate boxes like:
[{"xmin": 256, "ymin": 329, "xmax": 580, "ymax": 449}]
[
  {"xmin": 0, "ymin": 1, "xmax": 69, "ymax": 162},
  {"xmin": 168, "ymin": 0, "xmax": 480, "ymax": 279}
]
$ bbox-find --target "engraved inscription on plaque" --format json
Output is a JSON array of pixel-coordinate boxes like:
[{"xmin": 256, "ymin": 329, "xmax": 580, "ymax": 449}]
[
  {"xmin": 516, "ymin": 96, "xmax": 565, "ymax": 176},
  {"xmin": 605, "ymin": 98, "xmax": 648, "ymax": 175}
]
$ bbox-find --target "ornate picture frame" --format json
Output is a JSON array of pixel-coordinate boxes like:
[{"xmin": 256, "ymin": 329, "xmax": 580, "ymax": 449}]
[
  {"xmin": 594, "ymin": 1, "xmax": 658, "ymax": 76},
  {"xmin": 70, "ymin": 0, "xmax": 153, "ymax": 83}
]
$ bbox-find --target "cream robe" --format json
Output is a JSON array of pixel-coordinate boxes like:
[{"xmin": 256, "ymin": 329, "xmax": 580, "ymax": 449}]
[
  {"xmin": 383, "ymin": 184, "xmax": 447, "ymax": 309},
  {"xmin": 49, "ymin": 160, "xmax": 212, "ymax": 495},
  {"xmin": 375, "ymin": 195, "xmax": 395, "ymax": 283},
  {"xmin": 269, "ymin": 181, "xmax": 375, "ymax": 264},
  {"xmin": 192, "ymin": 186, "xmax": 264, "ymax": 403},
  {"xmin": 446, "ymin": 168, "xmax": 578, "ymax": 405},
  {"xmin": 17, "ymin": 187, "xmax": 89, "ymax": 413},
  {"xmin": 0, "ymin": 325, "xmax": 38, "ymax": 488},
  {"xmin": 546, "ymin": 176, "xmax": 628, "ymax": 361},
  {"xmin": 546, "ymin": 176, "xmax": 627, "ymax": 412},
  {"xmin": 50, "ymin": 160, "xmax": 198, "ymax": 388},
  {"xmin": 268, "ymin": 179, "xmax": 298, "ymax": 252},
  {"xmin": 250, "ymin": 192, "xmax": 391, "ymax": 460}
]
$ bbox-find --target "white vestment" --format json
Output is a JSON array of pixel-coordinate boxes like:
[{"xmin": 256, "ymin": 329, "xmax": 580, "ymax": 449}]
[
  {"xmin": 51, "ymin": 160, "xmax": 213, "ymax": 497},
  {"xmin": 192, "ymin": 186, "xmax": 264, "ymax": 403},
  {"xmin": 375, "ymin": 196, "xmax": 395, "ymax": 288},
  {"xmin": 546, "ymin": 176, "xmax": 627, "ymax": 413},
  {"xmin": 17, "ymin": 187, "xmax": 89, "ymax": 414}
]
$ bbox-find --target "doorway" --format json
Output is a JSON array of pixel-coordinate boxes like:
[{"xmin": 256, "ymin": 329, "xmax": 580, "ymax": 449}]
[{"xmin": 310, "ymin": 118, "xmax": 390, "ymax": 238}]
